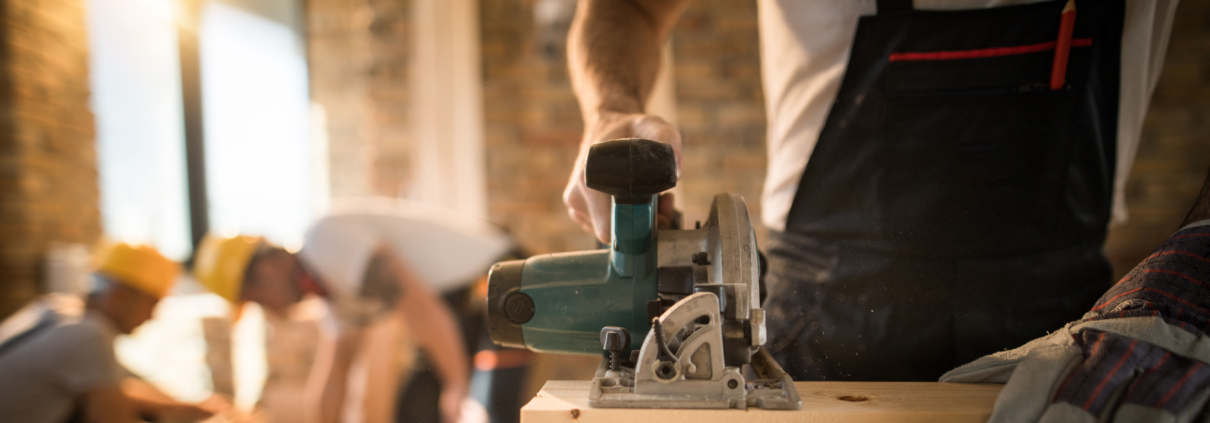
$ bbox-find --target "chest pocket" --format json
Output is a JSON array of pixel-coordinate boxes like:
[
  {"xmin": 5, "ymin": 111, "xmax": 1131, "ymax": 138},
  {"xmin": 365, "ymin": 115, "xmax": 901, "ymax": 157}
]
[{"xmin": 786, "ymin": 0, "xmax": 1123, "ymax": 257}]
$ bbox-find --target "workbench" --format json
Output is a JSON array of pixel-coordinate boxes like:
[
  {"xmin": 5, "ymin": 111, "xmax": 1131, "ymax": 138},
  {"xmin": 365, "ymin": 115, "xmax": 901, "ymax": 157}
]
[{"xmin": 521, "ymin": 380, "xmax": 1002, "ymax": 423}]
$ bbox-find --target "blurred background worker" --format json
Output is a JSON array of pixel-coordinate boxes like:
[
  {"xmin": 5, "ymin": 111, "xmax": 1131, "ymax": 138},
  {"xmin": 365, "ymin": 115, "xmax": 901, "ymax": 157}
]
[
  {"xmin": 0, "ymin": 243, "xmax": 231, "ymax": 423},
  {"xmin": 195, "ymin": 198, "xmax": 511, "ymax": 423}
]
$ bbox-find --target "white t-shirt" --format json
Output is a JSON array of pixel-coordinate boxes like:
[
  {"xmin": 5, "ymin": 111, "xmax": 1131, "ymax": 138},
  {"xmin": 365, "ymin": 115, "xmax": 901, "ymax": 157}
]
[
  {"xmin": 298, "ymin": 198, "xmax": 512, "ymax": 325},
  {"xmin": 758, "ymin": 0, "xmax": 1179, "ymax": 231},
  {"xmin": 0, "ymin": 298, "xmax": 122, "ymax": 423}
]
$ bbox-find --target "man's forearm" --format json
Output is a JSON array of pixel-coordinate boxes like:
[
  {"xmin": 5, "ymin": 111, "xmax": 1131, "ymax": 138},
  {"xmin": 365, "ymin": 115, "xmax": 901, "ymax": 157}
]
[
  {"xmin": 378, "ymin": 247, "xmax": 470, "ymax": 409},
  {"xmin": 1182, "ymin": 167, "xmax": 1210, "ymax": 226},
  {"xmin": 568, "ymin": 0, "xmax": 689, "ymax": 122},
  {"xmin": 400, "ymin": 283, "xmax": 469, "ymax": 394},
  {"xmin": 306, "ymin": 327, "xmax": 361, "ymax": 423}
]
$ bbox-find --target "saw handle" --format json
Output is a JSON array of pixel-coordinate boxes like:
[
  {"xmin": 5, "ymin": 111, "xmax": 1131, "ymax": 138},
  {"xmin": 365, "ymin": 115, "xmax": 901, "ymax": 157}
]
[{"xmin": 585, "ymin": 138, "xmax": 678, "ymax": 204}]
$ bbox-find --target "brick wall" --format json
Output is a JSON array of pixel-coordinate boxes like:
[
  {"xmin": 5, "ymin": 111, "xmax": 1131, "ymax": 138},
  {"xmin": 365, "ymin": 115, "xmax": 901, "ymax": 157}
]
[
  {"xmin": 0, "ymin": 0, "xmax": 100, "ymax": 318},
  {"xmin": 1104, "ymin": 0, "xmax": 1210, "ymax": 279},
  {"xmin": 670, "ymin": 0, "xmax": 767, "ymax": 242},
  {"xmin": 305, "ymin": 0, "xmax": 412, "ymax": 198}
]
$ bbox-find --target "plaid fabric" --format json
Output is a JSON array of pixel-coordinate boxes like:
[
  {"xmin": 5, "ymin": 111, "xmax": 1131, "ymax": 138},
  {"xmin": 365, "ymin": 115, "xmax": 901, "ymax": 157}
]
[{"xmin": 1053, "ymin": 224, "xmax": 1210, "ymax": 416}]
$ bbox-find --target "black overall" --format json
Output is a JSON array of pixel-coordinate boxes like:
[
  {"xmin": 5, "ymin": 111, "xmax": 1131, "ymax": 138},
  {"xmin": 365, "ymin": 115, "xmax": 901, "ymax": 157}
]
[{"xmin": 764, "ymin": 0, "xmax": 1124, "ymax": 381}]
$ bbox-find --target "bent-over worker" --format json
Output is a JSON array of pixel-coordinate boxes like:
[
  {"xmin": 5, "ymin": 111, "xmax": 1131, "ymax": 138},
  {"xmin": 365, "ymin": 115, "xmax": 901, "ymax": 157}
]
[
  {"xmin": 0, "ymin": 243, "xmax": 228, "ymax": 423},
  {"xmin": 194, "ymin": 198, "xmax": 511, "ymax": 423}
]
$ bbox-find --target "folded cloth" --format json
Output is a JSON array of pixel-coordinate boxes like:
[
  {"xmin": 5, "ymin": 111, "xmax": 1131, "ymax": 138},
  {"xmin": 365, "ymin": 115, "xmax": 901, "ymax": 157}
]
[{"xmin": 941, "ymin": 220, "xmax": 1210, "ymax": 423}]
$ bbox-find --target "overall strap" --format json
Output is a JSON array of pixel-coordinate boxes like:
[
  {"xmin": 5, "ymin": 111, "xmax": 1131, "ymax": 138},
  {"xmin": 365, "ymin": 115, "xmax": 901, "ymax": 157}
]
[{"xmin": 877, "ymin": 0, "xmax": 914, "ymax": 14}]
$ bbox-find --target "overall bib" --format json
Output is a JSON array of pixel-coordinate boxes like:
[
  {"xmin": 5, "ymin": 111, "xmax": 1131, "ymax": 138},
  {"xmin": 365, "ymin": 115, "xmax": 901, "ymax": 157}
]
[{"xmin": 764, "ymin": 0, "xmax": 1124, "ymax": 381}]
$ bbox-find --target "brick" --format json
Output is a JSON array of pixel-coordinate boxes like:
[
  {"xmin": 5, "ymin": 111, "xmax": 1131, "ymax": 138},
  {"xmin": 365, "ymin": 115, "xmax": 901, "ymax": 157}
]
[
  {"xmin": 0, "ymin": 0, "xmax": 99, "ymax": 318},
  {"xmin": 306, "ymin": 0, "xmax": 399, "ymax": 198}
]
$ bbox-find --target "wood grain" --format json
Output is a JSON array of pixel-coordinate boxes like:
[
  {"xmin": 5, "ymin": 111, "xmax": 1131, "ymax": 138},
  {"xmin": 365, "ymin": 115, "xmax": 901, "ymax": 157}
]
[{"xmin": 522, "ymin": 380, "xmax": 1002, "ymax": 423}]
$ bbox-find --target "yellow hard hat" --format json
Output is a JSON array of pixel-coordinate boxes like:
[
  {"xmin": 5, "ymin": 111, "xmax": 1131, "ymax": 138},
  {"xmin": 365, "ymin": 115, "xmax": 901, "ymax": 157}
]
[
  {"xmin": 193, "ymin": 234, "xmax": 262, "ymax": 303},
  {"xmin": 95, "ymin": 243, "xmax": 180, "ymax": 299}
]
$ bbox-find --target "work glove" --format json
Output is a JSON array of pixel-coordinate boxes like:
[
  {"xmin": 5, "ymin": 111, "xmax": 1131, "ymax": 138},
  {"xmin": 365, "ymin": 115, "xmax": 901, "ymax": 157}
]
[{"xmin": 941, "ymin": 221, "xmax": 1210, "ymax": 423}]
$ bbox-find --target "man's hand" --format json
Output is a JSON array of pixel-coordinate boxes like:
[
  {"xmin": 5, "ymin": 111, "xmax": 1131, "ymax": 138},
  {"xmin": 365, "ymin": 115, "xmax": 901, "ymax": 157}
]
[
  {"xmin": 123, "ymin": 377, "xmax": 234, "ymax": 422},
  {"xmin": 563, "ymin": 112, "xmax": 683, "ymax": 243},
  {"xmin": 169, "ymin": 393, "xmax": 237, "ymax": 421}
]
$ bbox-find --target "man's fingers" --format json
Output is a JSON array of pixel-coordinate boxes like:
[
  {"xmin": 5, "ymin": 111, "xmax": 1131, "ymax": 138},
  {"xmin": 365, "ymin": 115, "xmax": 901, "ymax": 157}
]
[
  {"xmin": 585, "ymin": 189, "xmax": 613, "ymax": 243},
  {"xmin": 564, "ymin": 169, "xmax": 591, "ymax": 219},
  {"xmin": 658, "ymin": 192, "xmax": 677, "ymax": 215},
  {"xmin": 568, "ymin": 206, "xmax": 594, "ymax": 235},
  {"xmin": 656, "ymin": 192, "xmax": 680, "ymax": 230},
  {"xmin": 565, "ymin": 180, "xmax": 612, "ymax": 243},
  {"xmin": 631, "ymin": 115, "xmax": 678, "ymax": 142}
]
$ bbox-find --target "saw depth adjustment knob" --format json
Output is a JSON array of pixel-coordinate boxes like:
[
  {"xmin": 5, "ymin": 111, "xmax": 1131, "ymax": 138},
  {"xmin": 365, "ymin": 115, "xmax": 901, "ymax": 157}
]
[
  {"xmin": 585, "ymin": 138, "xmax": 678, "ymax": 204},
  {"xmin": 600, "ymin": 326, "xmax": 631, "ymax": 371}
]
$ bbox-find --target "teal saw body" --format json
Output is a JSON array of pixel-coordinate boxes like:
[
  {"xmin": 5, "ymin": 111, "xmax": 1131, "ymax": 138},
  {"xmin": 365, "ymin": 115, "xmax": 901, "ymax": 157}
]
[{"xmin": 490, "ymin": 200, "xmax": 659, "ymax": 354}]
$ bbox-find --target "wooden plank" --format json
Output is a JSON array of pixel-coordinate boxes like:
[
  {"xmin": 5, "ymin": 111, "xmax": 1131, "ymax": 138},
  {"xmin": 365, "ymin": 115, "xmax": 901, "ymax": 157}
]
[{"xmin": 522, "ymin": 380, "xmax": 1002, "ymax": 423}]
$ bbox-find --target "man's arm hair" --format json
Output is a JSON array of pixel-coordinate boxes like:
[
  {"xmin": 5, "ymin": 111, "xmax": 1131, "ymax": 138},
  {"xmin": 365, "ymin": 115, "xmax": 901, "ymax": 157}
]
[
  {"xmin": 568, "ymin": 0, "xmax": 690, "ymax": 121},
  {"xmin": 1181, "ymin": 167, "xmax": 1210, "ymax": 227}
]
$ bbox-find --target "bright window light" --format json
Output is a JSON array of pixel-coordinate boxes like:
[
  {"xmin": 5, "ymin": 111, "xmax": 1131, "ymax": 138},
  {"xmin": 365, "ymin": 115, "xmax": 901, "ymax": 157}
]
[
  {"xmin": 89, "ymin": 0, "xmax": 191, "ymax": 260},
  {"xmin": 200, "ymin": 2, "xmax": 314, "ymax": 249}
]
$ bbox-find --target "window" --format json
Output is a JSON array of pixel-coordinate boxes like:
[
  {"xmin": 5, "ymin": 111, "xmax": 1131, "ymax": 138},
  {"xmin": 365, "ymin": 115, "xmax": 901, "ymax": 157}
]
[
  {"xmin": 200, "ymin": 2, "xmax": 317, "ymax": 251},
  {"xmin": 90, "ymin": 0, "xmax": 191, "ymax": 260}
]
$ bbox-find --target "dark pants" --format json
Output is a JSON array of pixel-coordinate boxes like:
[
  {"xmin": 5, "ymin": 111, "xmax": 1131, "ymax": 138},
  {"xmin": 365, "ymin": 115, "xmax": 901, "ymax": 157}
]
[
  {"xmin": 394, "ymin": 287, "xmax": 529, "ymax": 423},
  {"xmin": 395, "ymin": 365, "xmax": 442, "ymax": 423}
]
